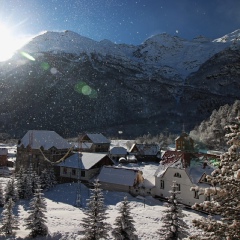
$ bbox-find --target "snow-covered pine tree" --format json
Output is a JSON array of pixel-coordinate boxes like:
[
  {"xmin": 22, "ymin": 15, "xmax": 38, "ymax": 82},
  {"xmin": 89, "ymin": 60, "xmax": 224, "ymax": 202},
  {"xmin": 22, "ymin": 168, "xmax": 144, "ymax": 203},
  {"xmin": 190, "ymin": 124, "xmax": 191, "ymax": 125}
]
[
  {"xmin": 40, "ymin": 169, "xmax": 51, "ymax": 190},
  {"xmin": 4, "ymin": 177, "xmax": 18, "ymax": 203},
  {"xmin": 15, "ymin": 165, "xmax": 26, "ymax": 199},
  {"xmin": 23, "ymin": 172, "xmax": 34, "ymax": 199},
  {"xmin": 48, "ymin": 167, "xmax": 57, "ymax": 188},
  {"xmin": 31, "ymin": 171, "xmax": 41, "ymax": 193},
  {"xmin": 112, "ymin": 196, "xmax": 138, "ymax": 240},
  {"xmin": 0, "ymin": 198, "xmax": 18, "ymax": 235},
  {"xmin": 25, "ymin": 184, "xmax": 48, "ymax": 238},
  {"xmin": 158, "ymin": 181, "xmax": 188, "ymax": 240},
  {"xmin": 190, "ymin": 117, "xmax": 240, "ymax": 240},
  {"xmin": 0, "ymin": 183, "xmax": 4, "ymax": 207},
  {"xmin": 81, "ymin": 179, "xmax": 111, "ymax": 240}
]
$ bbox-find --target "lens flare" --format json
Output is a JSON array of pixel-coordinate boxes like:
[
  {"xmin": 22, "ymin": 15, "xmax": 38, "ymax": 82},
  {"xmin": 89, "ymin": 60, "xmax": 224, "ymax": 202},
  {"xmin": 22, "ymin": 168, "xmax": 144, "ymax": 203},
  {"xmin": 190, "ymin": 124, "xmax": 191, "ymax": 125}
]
[
  {"xmin": 74, "ymin": 81, "xmax": 97, "ymax": 98},
  {"xmin": 41, "ymin": 62, "xmax": 50, "ymax": 70},
  {"xmin": 20, "ymin": 51, "xmax": 35, "ymax": 61}
]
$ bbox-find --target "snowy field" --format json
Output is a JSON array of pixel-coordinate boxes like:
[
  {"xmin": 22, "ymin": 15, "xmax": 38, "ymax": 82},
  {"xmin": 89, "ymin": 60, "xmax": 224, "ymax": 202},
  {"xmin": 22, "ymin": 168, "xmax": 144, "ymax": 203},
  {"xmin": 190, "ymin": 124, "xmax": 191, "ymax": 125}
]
[
  {"xmin": 0, "ymin": 141, "xmax": 205, "ymax": 239},
  {"xmin": 0, "ymin": 180, "xmax": 204, "ymax": 240}
]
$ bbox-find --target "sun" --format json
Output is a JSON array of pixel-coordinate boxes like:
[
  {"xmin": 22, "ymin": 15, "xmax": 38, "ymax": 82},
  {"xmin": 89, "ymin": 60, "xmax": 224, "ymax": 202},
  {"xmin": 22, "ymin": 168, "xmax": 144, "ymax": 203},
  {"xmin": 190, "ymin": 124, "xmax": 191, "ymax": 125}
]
[{"xmin": 0, "ymin": 23, "xmax": 27, "ymax": 62}]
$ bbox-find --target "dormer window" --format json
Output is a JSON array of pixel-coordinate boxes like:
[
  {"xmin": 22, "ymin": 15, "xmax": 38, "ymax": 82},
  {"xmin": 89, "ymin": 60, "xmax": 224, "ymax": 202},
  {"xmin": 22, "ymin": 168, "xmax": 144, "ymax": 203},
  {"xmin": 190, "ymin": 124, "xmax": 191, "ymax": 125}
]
[{"xmin": 174, "ymin": 172, "xmax": 181, "ymax": 178}]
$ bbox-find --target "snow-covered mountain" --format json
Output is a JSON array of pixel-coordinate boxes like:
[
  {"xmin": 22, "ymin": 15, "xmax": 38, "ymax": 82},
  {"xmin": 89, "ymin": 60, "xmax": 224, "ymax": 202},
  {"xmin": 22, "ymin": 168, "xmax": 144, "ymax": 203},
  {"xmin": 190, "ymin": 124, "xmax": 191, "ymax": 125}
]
[
  {"xmin": 213, "ymin": 29, "xmax": 240, "ymax": 43},
  {"xmin": 0, "ymin": 30, "xmax": 239, "ymax": 138},
  {"xmin": 21, "ymin": 30, "xmax": 239, "ymax": 79}
]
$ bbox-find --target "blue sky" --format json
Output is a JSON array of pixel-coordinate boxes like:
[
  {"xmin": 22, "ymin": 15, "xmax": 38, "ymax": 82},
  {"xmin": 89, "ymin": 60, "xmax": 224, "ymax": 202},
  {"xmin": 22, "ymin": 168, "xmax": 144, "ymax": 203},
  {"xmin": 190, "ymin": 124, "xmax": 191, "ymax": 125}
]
[{"xmin": 1, "ymin": 0, "xmax": 240, "ymax": 45}]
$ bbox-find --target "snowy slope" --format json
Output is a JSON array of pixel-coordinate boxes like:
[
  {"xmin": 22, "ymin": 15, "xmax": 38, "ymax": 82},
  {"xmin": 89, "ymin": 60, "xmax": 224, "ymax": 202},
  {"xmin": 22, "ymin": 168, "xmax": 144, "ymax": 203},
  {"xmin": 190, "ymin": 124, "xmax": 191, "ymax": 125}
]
[{"xmin": 20, "ymin": 30, "xmax": 240, "ymax": 79}]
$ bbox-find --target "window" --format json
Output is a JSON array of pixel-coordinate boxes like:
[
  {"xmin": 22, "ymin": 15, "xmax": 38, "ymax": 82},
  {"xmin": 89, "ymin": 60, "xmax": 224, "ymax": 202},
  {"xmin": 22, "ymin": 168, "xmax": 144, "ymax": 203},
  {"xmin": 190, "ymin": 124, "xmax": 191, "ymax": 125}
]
[
  {"xmin": 81, "ymin": 170, "xmax": 85, "ymax": 177},
  {"xmin": 63, "ymin": 167, "xmax": 67, "ymax": 174},
  {"xmin": 194, "ymin": 191, "xmax": 199, "ymax": 199},
  {"xmin": 205, "ymin": 195, "xmax": 210, "ymax": 201},
  {"xmin": 176, "ymin": 183, "xmax": 180, "ymax": 191},
  {"xmin": 174, "ymin": 172, "xmax": 181, "ymax": 178},
  {"xmin": 72, "ymin": 169, "xmax": 76, "ymax": 175},
  {"xmin": 160, "ymin": 180, "xmax": 164, "ymax": 189}
]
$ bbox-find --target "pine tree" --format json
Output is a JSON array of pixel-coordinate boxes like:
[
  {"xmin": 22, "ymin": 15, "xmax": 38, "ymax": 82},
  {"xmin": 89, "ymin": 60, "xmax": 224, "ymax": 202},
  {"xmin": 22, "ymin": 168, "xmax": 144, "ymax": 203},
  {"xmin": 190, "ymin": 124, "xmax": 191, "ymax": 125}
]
[
  {"xmin": 0, "ymin": 198, "xmax": 18, "ymax": 235},
  {"xmin": 158, "ymin": 181, "xmax": 188, "ymax": 240},
  {"xmin": 40, "ymin": 169, "xmax": 51, "ymax": 190},
  {"xmin": 25, "ymin": 185, "xmax": 48, "ymax": 238},
  {"xmin": 48, "ymin": 167, "xmax": 57, "ymax": 188},
  {"xmin": 15, "ymin": 166, "xmax": 26, "ymax": 199},
  {"xmin": 112, "ymin": 196, "xmax": 138, "ymax": 240},
  {"xmin": 0, "ymin": 183, "xmax": 4, "ymax": 207},
  {"xmin": 4, "ymin": 177, "xmax": 18, "ymax": 203},
  {"xmin": 190, "ymin": 117, "xmax": 240, "ymax": 240},
  {"xmin": 23, "ymin": 172, "xmax": 34, "ymax": 199},
  {"xmin": 81, "ymin": 179, "xmax": 111, "ymax": 240},
  {"xmin": 40, "ymin": 168, "xmax": 56, "ymax": 190}
]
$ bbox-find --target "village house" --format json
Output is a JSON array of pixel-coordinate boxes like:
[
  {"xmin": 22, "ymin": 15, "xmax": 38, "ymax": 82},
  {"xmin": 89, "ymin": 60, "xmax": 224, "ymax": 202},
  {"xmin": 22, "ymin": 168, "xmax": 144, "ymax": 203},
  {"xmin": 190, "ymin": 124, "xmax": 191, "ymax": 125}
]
[
  {"xmin": 56, "ymin": 152, "xmax": 114, "ymax": 182},
  {"xmin": 79, "ymin": 133, "xmax": 110, "ymax": 152},
  {"xmin": 129, "ymin": 143, "xmax": 161, "ymax": 162},
  {"xmin": 175, "ymin": 131, "xmax": 194, "ymax": 152},
  {"xmin": 154, "ymin": 150, "xmax": 217, "ymax": 206},
  {"xmin": 16, "ymin": 130, "xmax": 73, "ymax": 173},
  {"xmin": 109, "ymin": 146, "xmax": 127, "ymax": 161},
  {"xmin": 97, "ymin": 166, "xmax": 145, "ymax": 195}
]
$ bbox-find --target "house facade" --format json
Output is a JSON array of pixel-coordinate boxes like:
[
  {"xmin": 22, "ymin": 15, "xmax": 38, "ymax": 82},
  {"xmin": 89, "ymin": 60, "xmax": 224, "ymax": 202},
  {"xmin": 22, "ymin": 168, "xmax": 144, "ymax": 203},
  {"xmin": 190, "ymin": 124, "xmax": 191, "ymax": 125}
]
[
  {"xmin": 79, "ymin": 133, "xmax": 110, "ymax": 152},
  {"xmin": 16, "ymin": 130, "xmax": 73, "ymax": 173},
  {"xmin": 57, "ymin": 152, "xmax": 114, "ymax": 182},
  {"xmin": 154, "ymin": 150, "xmax": 215, "ymax": 206},
  {"xmin": 0, "ymin": 148, "xmax": 8, "ymax": 167},
  {"xmin": 175, "ymin": 132, "xmax": 194, "ymax": 151},
  {"xmin": 98, "ymin": 166, "xmax": 144, "ymax": 195}
]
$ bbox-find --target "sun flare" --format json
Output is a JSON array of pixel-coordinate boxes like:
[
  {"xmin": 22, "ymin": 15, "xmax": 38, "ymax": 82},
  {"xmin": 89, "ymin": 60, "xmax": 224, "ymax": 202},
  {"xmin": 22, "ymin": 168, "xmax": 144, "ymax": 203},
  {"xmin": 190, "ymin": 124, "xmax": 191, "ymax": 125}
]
[{"xmin": 0, "ymin": 23, "xmax": 27, "ymax": 62}]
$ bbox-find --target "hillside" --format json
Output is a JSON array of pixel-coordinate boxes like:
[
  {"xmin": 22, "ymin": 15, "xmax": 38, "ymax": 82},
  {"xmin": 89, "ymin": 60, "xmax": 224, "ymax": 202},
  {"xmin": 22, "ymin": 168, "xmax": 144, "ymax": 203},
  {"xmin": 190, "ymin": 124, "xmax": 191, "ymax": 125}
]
[
  {"xmin": 0, "ymin": 30, "xmax": 239, "ymax": 138},
  {"xmin": 190, "ymin": 100, "xmax": 240, "ymax": 149}
]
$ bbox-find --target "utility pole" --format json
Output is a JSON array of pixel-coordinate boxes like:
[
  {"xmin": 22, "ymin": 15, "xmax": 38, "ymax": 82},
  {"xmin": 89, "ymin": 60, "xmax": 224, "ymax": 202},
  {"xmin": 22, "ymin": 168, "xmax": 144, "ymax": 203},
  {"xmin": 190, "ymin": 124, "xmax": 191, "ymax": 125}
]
[{"xmin": 75, "ymin": 135, "xmax": 83, "ymax": 207}]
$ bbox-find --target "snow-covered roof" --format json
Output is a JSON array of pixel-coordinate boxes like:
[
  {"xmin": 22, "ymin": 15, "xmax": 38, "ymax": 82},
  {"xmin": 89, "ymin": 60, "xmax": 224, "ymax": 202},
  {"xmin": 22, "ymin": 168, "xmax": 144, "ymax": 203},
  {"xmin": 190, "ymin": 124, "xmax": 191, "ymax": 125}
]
[
  {"xmin": 154, "ymin": 158, "xmax": 182, "ymax": 178},
  {"xmin": 58, "ymin": 152, "xmax": 111, "ymax": 170},
  {"xmin": 129, "ymin": 144, "xmax": 159, "ymax": 155},
  {"xmin": 109, "ymin": 146, "xmax": 127, "ymax": 155},
  {"xmin": 0, "ymin": 148, "xmax": 8, "ymax": 155},
  {"xmin": 81, "ymin": 142, "xmax": 93, "ymax": 149},
  {"xmin": 98, "ymin": 166, "xmax": 139, "ymax": 186},
  {"xmin": 186, "ymin": 159, "xmax": 215, "ymax": 185},
  {"xmin": 18, "ymin": 130, "xmax": 72, "ymax": 150},
  {"xmin": 85, "ymin": 133, "xmax": 110, "ymax": 144}
]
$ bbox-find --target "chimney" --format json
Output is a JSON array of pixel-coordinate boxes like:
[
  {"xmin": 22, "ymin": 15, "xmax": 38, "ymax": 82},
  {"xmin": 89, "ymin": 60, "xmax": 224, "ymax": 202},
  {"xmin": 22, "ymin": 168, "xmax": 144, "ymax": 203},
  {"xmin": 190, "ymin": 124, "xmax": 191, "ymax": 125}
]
[{"xmin": 203, "ymin": 162, "xmax": 207, "ymax": 169}]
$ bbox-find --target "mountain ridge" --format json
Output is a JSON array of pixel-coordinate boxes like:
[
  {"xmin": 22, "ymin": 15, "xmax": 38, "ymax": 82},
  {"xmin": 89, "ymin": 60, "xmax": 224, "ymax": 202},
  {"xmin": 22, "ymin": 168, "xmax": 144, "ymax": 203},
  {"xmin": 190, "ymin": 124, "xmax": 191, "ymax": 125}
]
[{"xmin": 0, "ymin": 30, "xmax": 239, "ymax": 138}]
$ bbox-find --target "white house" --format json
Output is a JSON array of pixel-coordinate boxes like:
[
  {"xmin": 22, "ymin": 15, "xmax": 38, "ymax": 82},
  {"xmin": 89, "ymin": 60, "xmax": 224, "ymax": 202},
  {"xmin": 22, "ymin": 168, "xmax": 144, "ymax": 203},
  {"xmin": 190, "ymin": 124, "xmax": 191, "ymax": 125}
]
[
  {"xmin": 97, "ymin": 166, "xmax": 145, "ymax": 195},
  {"xmin": 57, "ymin": 152, "xmax": 114, "ymax": 182},
  {"xmin": 154, "ymin": 150, "xmax": 216, "ymax": 206}
]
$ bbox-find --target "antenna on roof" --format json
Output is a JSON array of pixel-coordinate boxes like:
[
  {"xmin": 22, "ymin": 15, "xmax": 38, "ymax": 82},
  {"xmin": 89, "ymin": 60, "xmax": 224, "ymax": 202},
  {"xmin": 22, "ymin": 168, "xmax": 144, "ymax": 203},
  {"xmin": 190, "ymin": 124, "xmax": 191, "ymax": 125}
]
[
  {"xmin": 182, "ymin": 123, "xmax": 185, "ymax": 133},
  {"xmin": 28, "ymin": 130, "xmax": 34, "ymax": 169},
  {"xmin": 75, "ymin": 134, "xmax": 83, "ymax": 208}
]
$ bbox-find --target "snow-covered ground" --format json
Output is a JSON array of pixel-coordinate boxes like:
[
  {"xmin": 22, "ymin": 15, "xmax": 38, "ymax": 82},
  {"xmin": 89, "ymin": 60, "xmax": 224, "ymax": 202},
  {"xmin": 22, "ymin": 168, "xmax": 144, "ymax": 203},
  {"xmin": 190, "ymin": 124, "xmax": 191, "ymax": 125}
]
[
  {"xmin": 0, "ymin": 141, "xmax": 205, "ymax": 239},
  {"xmin": 0, "ymin": 180, "xmax": 204, "ymax": 240}
]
